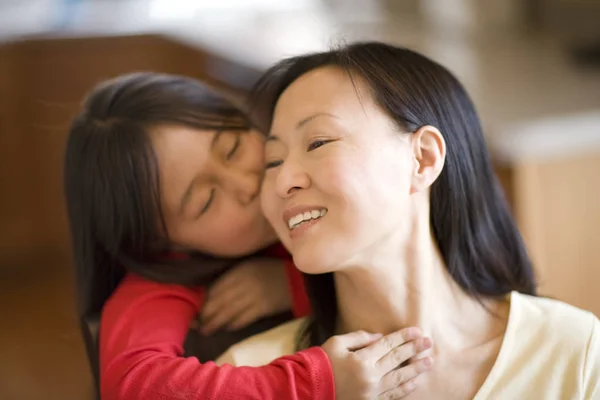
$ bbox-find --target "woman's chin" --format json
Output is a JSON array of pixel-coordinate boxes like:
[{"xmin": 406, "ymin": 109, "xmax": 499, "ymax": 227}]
[{"xmin": 293, "ymin": 254, "xmax": 337, "ymax": 275}]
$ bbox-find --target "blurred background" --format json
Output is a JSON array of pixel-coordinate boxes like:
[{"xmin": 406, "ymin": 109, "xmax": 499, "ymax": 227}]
[{"xmin": 0, "ymin": 0, "xmax": 599, "ymax": 399}]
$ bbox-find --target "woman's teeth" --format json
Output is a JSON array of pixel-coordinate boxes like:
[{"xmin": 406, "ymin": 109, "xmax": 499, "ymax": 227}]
[{"xmin": 288, "ymin": 209, "xmax": 327, "ymax": 230}]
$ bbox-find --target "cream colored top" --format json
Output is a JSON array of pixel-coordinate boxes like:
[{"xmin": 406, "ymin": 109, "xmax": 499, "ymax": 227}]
[{"xmin": 217, "ymin": 292, "xmax": 600, "ymax": 399}]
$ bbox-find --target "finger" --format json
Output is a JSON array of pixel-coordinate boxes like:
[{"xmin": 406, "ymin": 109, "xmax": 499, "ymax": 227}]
[
  {"xmin": 208, "ymin": 270, "xmax": 244, "ymax": 301},
  {"xmin": 376, "ymin": 337, "xmax": 432, "ymax": 373},
  {"xmin": 202, "ymin": 290, "xmax": 253, "ymax": 328},
  {"xmin": 330, "ymin": 330, "xmax": 384, "ymax": 352},
  {"xmin": 378, "ymin": 356, "xmax": 433, "ymax": 394},
  {"xmin": 376, "ymin": 377, "xmax": 418, "ymax": 400},
  {"xmin": 200, "ymin": 295, "xmax": 254, "ymax": 335},
  {"xmin": 356, "ymin": 327, "xmax": 422, "ymax": 360},
  {"xmin": 202, "ymin": 283, "xmax": 252, "ymax": 322},
  {"xmin": 226, "ymin": 304, "xmax": 264, "ymax": 331}
]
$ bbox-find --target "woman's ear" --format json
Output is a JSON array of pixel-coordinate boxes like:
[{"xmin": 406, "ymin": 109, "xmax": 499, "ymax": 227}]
[{"xmin": 410, "ymin": 125, "xmax": 446, "ymax": 194}]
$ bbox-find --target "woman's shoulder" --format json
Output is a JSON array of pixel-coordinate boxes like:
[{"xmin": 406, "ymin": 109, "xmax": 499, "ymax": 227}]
[
  {"xmin": 512, "ymin": 292, "xmax": 598, "ymax": 340},
  {"xmin": 509, "ymin": 292, "xmax": 599, "ymax": 379},
  {"xmin": 216, "ymin": 318, "xmax": 307, "ymax": 367},
  {"xmin": 478, "ymin": 292, "xmax": 599, "ymax": 398}
]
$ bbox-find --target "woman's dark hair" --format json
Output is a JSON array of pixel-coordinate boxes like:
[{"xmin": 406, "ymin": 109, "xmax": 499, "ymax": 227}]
[
  {"xmin": 249, "ymin": 41, "xmax": 536, "ymax": 347},
  {"xmin": 64, "ymin": 72, "xmax": 249, "ymax": 319}
]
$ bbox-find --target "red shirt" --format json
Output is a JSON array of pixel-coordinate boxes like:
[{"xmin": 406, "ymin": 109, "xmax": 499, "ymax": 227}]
[{"xmin": 100, "ymin": 244, "xmax": 333, "ymax": 400}]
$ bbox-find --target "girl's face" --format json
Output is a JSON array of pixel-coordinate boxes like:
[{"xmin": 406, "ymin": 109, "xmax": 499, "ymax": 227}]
[
  {"xmin": 151, "ymin": 125, "xmax": 277, "ymax": 257},
  {"xmin": 260, "ymin": 67, "xmax": 417, "ymax": 273}
]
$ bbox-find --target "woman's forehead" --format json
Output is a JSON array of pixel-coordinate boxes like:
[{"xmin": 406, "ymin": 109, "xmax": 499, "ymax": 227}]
[{"xmin": 271, "ymin": 69, "xmax": 375, "ymax": 131}]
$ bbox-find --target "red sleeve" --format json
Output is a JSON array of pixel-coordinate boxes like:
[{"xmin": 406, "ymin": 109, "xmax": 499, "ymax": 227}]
[
  {"xmin": 100, "ymin": 274, "xmax": 333, "ymax": 400},
  {"xmin": 284, "ymin": 259, "xmax": 311, "ymax": 318}
]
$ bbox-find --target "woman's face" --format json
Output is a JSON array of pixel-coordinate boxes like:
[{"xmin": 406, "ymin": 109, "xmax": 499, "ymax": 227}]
[
  {"xmin": 151, "ymin": 125, "xmax": 277, "ymax": 257},
  {"xmin": 261, "ymin": 67, "xmax": 417, "ymax": 273}
]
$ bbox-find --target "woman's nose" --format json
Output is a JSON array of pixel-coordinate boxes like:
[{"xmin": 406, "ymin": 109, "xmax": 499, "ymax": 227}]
[{"xmin": 275, "ymin": 155, "xmax": 310, "ymax": 199}]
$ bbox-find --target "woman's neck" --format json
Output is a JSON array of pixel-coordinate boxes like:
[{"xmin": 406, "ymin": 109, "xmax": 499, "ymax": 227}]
[{"xmin": 334, "ymin": 219, "xmax": 507, "ymax": 353}]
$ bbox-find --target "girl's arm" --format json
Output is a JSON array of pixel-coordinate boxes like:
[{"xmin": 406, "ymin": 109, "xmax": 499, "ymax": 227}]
[{"xmin": 100, "ymin": 273, "xmax": 334, "ymax": 400}]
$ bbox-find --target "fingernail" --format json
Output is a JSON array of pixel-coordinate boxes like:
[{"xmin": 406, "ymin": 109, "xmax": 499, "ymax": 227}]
[
  {"xmin": 422, "ymin": 356, "xmax": 433, "ymax": 368},
  {"xmin": 421, "ymin": 337, "xmax": 432, "ymax": 349}
]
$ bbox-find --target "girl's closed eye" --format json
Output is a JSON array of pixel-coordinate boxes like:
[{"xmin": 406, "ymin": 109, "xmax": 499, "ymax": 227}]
[
  {"xmin": 226, "ymin": 133, "xmax": 241, "ymax": 160},
  {"xmin": 265, "ymin": 160, "xmax": 282, "ymax": 170}
]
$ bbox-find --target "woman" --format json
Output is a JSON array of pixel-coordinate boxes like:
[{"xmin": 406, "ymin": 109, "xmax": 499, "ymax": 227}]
[
  {"xmin": 64, "ymin": 72, "xmax": 432, "ymax": 400},
  {"xmin": 217, "ymin": 42, "xmax": 600, "ymax": 399}
]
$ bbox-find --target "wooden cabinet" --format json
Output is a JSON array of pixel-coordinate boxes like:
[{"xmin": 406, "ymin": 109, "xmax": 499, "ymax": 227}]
[{"xmin": 497, "ymin": 152, "xmax": 600, "ymax": 316}]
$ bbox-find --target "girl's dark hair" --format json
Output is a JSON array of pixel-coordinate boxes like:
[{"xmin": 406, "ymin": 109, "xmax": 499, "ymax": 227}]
[
  {"xmin": 64, "ymin": 72, "xmax": 249, "ymax": 319},
  {"xmin": 249, "ymin": 42, "xmax": 536, "ymax": 347}
]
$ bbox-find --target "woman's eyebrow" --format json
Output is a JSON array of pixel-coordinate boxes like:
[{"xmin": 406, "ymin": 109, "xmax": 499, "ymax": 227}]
[
  {"xmin": 296, "ymin": 112, "xmax": 339, "ymax": 129},
  {"xmin": 268, "ymin": 112, "xmax": 340, "ymax": 139}
]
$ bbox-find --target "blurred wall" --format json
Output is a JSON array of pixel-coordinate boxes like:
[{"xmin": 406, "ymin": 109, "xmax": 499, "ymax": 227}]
[
  {"xmin": 0, "ymin": 30, "xmax": 598, "ymax": 316},
  {"xmin": 0, "ymin": 34, "xmax": 259, "ymax": 270}
]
